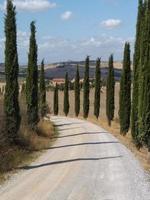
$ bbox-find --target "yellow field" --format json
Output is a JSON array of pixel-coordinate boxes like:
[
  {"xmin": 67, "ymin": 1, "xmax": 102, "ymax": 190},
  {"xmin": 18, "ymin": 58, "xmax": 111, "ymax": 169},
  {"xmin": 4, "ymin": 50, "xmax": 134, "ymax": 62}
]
[{"xmin": 47, "ymin": 83, "xmax": 120, "ymax": 120}]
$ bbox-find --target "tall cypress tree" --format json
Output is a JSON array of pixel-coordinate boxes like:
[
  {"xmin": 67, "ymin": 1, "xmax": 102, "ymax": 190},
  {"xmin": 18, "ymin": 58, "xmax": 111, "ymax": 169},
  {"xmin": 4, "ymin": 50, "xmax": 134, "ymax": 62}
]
[
  {"xmin": 106, "ymin": 54, "xmax": 115, "ymax": 126},
  {"xmin": 74, "ymin": 65, "xmax": 80, "ymax": 117},
  {"xmin": 39, "ymin": 59, "xmax": 47, "ymax": 118},
  {"xmin": 64, "ymin": 72, "xmax": 69, "ymax": 116},
  {"xmin": 4, "ymin": 0, "xmax": 21, "ymax": 143},
  {"xmin": 119, "ymin": 43, "xmax": 131, "ymax": 135},
  {"xmin": 139, "ymin": 0, "xmax": 150, "ymax": 150},
  {"xmin": 54, "ymin": 83, "xmax": 59, "ymax": 116},
  {"xmin": 83, "ymin": 56, "xmax": 90, "ymax": 119},
  {"xmin": 137, "ymin": 0, "xmax": 148, "ymax": 147},
  {"xmin": 94, "ymin": 58, "xmax": 101, "ymax": 119},
  {"xmin": 26, "ymin": 21, "xmax": 39, "ymax": 128},
  {"xmin": 131, "ymin": 0, "xmax": 145, "ymax": 148}
]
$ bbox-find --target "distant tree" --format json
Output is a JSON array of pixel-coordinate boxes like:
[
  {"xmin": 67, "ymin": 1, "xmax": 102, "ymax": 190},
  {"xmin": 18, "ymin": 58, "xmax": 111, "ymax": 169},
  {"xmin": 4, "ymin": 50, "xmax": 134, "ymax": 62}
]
[
  {"xmin": 131, "ymin": 0, "xmax": 145, "ymax": 148},
  {"xmin": 106, "ymin": 55, "xmax": 115, "ymax": 126},
  {"xmin": 26, "ymin": 21, "xmax": 39, "ymax": 128},
  {"xmin": 54, "ymin": 83, "xmax": 59, "ymax": 115},
  {"xmin": 94, "ymin": 58, "xmax": 101, "ymax": 119},
  {"xmin": 39, "ymin": 60, "xmax": 47, "ymax": 118},
  {"xmin": 4, "ymin": 0, "xmax": 21, "ymax": 143},
  {"xmin": 64, "ymin": 72, "xmax": 69, "ymax": 116},
  {"xmin": 83, "ymin": 56, "xmax": 90, "ymax": 119},
  {"xmin": 119, "ymin": 43, "xmax": 131, "ymax": 135},
  {"xmin": 21, "ymin": 83, "xmax": 26, "ymax": 94},
  {"xmin": 74, "ymin": 65, "xmax": 80, "ymax": 117}
]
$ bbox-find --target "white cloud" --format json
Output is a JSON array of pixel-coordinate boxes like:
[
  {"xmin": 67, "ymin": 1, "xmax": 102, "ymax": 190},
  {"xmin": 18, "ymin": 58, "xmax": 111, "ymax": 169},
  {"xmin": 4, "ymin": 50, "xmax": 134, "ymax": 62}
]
[
  {"xmin": 61, "ymin": 11, "xmax": 72, "ymax": 20},
  {"xmin": 101, "ymin": 19, "xmax": 122, "ymax": 29},
  {"xmin": 0, "ymin": 0, "xmax": 56, "ymax": 12},
  {"xmin": 0, "ymin": 32, "xmax": 134, "ymax": 63},
  {"xmin": 37, "ymin": 35, "xmax": 134, "ymax": 62}
]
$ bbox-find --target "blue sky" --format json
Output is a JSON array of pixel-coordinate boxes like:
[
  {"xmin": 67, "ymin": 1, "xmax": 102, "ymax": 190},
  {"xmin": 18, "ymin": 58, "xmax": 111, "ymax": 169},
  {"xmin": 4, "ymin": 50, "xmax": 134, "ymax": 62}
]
[{"xmin": 0, "ymin": 0, "xmax": 138, "ymax": 64}]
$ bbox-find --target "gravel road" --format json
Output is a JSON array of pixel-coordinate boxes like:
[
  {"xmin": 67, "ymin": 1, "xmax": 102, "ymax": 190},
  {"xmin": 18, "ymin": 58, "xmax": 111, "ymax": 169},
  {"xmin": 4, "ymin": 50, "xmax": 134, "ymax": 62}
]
[{"xmin": 0, "ymin": 116, "xmax": 150, "ymax": 200}]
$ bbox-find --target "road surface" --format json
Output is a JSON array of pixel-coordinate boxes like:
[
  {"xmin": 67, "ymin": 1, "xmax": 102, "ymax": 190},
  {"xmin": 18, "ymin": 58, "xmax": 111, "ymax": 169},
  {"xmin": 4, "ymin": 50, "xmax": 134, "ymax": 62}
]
[{"xmin": 0, "ymin": 116, "xmax": 150, "ymax": 200}]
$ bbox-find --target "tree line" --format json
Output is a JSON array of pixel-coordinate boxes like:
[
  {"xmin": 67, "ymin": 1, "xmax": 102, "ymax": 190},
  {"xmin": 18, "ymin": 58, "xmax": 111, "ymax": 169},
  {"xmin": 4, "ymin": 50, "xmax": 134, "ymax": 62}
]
[{"xmin": 53, "ymin": 47, "xmax": 130, "ymax": 132}]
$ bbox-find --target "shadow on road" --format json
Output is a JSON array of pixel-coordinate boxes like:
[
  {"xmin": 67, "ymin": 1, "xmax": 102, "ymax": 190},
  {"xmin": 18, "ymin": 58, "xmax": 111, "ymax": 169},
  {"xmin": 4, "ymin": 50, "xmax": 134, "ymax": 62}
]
[
  {"xmin": 20, "ymin": 156, "xmax": 122, "ymax": 170},
  {"xmin": 54, "ymin": 122, "xmax": 83, "ymax": 127},
  {"xmin": 52, "ymin": 131, "xmax": 109, "ymax": 139},
  {"xmin": 57, "ymin": 127, "xmax": 82, "ymax": 131},
  {"xmin": 46, "ymin": 141, "xmax": 119, "ymax": 150}
]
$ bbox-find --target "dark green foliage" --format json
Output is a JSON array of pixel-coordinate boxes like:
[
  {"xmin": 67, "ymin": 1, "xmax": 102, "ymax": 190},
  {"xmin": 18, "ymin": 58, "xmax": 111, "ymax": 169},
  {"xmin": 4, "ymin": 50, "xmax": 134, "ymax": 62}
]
[
  {"xmin": 138, "ymin": 0, "xmax": 150, "ymax": 150},
  {"xmin": 54, "ymin": 84, "xmax": 59, "ymax": 115},
  {"xmin": 74, "ymin": 65, "xmax": 80, "ymax": 117},
  {"xmin": 131, "ymin": 0, "xmax": 150, "ymax": 150},
  {"xmin": 94, "ymin": 58, "xmax": 101, "ymax": 119},
  {"xmin": 39, "ymin": 60, "xmax": 47, "ymax": 117},
  {"xmin": 4, "ymin": 0, "xmax": 21, "ymax": 143},
  {"xmin": 131, "ymin": 0, "xmax": 145, "ymax": 148},
  {"xmin": 106, "ymin": 55, "xmax": 115, "ymax": 126},
  {"xmin": 63, "ymin": 73, "xmax": 69, "ymax": 116},
  {"xmin": 83, "ymin": 56, "xmax": 90, "ymax": 119},
  {"xmin": 26, "ymin": 21, "xmax": 39, "ymax": 128},
  {"xmin": 119, "ymin": 43, "xmax": 131, "ymax": 135}
]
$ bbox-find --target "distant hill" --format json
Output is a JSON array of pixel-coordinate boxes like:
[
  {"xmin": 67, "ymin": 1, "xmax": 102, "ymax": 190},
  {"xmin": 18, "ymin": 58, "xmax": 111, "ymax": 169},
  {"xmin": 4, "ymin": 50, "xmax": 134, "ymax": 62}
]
[
  {"xmin": 45, "ymin": 64, "xmax": 122, "ymax": 81},
  {"xmin": 0, "ymin": 61, "xmax": 123, "ymax": 81}
]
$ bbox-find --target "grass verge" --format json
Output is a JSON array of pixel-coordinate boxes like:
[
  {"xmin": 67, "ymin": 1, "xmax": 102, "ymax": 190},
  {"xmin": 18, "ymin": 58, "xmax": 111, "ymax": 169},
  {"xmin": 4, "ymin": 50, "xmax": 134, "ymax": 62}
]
[{"xmin": 0, "ymin": 118, "xmax": 58, "ymax": 184}]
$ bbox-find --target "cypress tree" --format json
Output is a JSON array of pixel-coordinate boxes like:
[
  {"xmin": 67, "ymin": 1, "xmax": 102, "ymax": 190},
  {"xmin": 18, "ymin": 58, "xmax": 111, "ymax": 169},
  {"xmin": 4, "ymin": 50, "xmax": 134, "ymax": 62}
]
[
  {"xmin": 119, "ymin": 43, "xmax": 131, "ymax": 135},
  {"xmin": 131, "ymin": 0, "xmax": 145, "ymax": 148},
  {"xmin": 4, "ymin": 0, "xmax": 21, "ymax": 143},
  {"xmin": 21, "ymin": 83, "xmax": 26, "ymax": 94},
  {"xmin": 39, "ymin": 59, "xmax": 47, "ymax": 118},
  {"xmin": 64, "ymin": 72, "xmax": 69, "ymax": 116},
  {"xmin": 94, "ymin": 58, "xmax": 101, "ymax": 119},
  {"xmin": 83, "ymin": 56, "xmax": 90, "ymax": 119},
  {"xmin": 137, "ymin": 0, "xmax": 148, "ymax": 146},
  {"xmin": 26, "ymin": 21, "xmax": 39, "ymax": 128},
  {"xmin": 106, "ymin": 54, "xmax": 115, "ymax": 126},
  {"xmin": 139, "ymin": 0, "xmax": 150, "ymax": 150},
  {"xmin": 54, "ymin": 83, "xmax": 59, "ymax": 115},
  {"xmin": 74, "ymin": 65, "xmax": 80, "ymax": 117}
]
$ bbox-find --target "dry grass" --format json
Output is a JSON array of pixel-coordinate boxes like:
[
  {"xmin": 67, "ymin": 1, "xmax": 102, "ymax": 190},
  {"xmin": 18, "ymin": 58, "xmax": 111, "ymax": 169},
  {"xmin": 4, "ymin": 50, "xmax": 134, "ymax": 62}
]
[
  {"xmin": 19, "ymin": 120, "xmax": 56, "ymax": 151},
  {"xmin": 37, "ymin": 119, "xmax": 55, "ymax": 138},
  {"xmin": 47, "ymin": 83, "xmax": 150, "ymax": 172},
  {"xmin": 0, "ymin": 94, "xmax": 57, "ymax": 183}
]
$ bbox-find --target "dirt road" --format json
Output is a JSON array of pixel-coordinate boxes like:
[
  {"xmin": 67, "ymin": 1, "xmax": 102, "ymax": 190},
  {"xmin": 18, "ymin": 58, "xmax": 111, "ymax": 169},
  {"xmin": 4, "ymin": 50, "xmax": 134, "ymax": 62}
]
[{"xmin": 0, "ymin": 116, "xmax": 149, "ymax": 200}]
